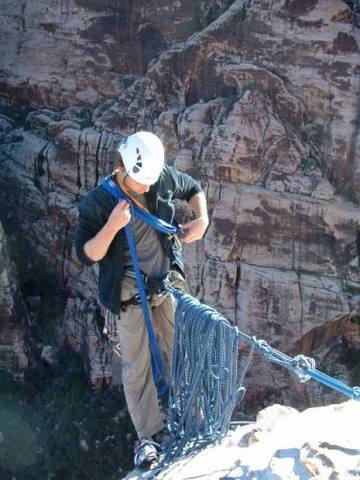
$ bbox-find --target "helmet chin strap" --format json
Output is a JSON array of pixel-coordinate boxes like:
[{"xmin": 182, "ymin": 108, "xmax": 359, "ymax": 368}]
[
  {"xmin": 115, "ymin": 168, "xmax": 129, "ymax": 185},
  {"xmin": 118, "ymin": 169, "xmax": 128, "ymax": 182}
]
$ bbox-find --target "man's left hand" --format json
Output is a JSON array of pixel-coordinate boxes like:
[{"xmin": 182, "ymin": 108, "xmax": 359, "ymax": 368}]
[{"xmin": 179, "ymin": 217, "xmax": 209, "ymax": 244}]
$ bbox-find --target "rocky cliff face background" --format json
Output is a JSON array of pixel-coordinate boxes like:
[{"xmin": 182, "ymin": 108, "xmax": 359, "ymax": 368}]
[
  {"xmin": 0, "ymin": 222, "xmax": 29, "ymax": 372},
  {"xmin": 0, "ymin": 0, "xmax": 359, "ymax": 414}
]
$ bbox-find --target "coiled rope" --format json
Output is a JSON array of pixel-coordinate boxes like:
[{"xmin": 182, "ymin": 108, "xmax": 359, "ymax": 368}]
[
  {"xmin": 164, "ymin": 289, "xmax": 254, "ymax": 462},
  {"xmin": 158, "ymin": 286, "xmax": 360, "ymax": 471}
]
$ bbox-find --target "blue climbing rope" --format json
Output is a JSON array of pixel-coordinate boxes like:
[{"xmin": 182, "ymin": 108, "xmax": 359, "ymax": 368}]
[
  {"xmin": 102, "ymin": 175, "xmax": 178, "ymax": 234},
  {"xmin": 248, "ymin": 336, "xmax": 360, "ymax": 400},
  {"xmin": 162, "ymin": 288, "xmax": 254, "ymax": 463},
  {"xmin": 156, "ymin": 286, "xmax": 360, "ymax": 471},
  {"xmin": 101, "ymin": 175, "xmax": 177, "ymax": 395}
]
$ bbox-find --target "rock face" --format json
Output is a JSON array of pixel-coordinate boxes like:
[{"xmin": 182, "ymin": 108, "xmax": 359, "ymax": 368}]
[
  {"xmin": 0, "ymin": 0, "xmax": 234, "ymax": 108},
  {"xmin": 0, "ymin": 0, "xmax": 359, "ymax": 402},
  {"xmin": 0, "ymin": 222, "xmax": 29, "ymax": 371},
  {"xmin": 124, "ymin": 400, "xmax": 360, "ymax": 479}
]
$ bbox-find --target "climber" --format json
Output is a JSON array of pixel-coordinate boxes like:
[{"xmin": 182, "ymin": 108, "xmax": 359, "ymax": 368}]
[{"xmin": 75, "ymin": 131, "xmax": 209, "ymax": 469}]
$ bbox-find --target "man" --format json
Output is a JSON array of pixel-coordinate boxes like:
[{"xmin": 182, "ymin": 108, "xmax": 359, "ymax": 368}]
[{"xmin": 75, "ymin": 131, "xmax": 208, "ymax": 468}]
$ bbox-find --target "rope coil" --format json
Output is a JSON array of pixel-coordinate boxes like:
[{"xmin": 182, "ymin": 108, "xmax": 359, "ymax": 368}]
[{"xmin": 158, "ymin": 287, "xmax": 360, "ymax": 473}]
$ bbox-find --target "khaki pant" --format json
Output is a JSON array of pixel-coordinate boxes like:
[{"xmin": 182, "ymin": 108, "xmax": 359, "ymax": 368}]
[{"xmin": 108, "ymin": 270, "xmax": 187, "ymax": 439}]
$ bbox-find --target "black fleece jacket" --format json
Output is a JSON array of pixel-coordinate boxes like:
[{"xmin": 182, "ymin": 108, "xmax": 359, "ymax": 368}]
[{"xmin": 75, "ymin": 165, "xmax": 203, "ymax": 314}]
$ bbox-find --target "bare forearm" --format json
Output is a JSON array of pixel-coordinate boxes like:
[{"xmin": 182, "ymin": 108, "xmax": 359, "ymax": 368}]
[
  {"xmin": 83, "ymin": 199, "xmax": 131, "ymax": 262},
  {"xmin": 188, "ymin": 192, "xmax": 208, "ymax": 220},
  {"xmin": 84, "ymin": 223, "xmax": 119, "ymax": 262},
  {"xmin": 179, "ymin": 192, "xmax": 209, "ymax": 243}
]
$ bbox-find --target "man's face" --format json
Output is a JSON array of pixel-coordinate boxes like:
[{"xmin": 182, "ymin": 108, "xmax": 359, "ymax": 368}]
[{"xmin": 124, "ymin": 174, "xmax": 151, "ymax": 195}]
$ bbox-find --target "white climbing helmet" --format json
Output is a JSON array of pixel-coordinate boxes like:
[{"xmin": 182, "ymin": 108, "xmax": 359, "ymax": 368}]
[{"xmin": 117, "ymin": 131, "xmax": 165, "ymax": 185}]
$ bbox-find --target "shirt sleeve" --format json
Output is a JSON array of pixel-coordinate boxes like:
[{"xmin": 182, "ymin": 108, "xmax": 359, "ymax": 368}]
[
  {"xmin": 74, "ymin": 196, "xmax": 105, "ymax": 266},
  {"xmin": 166, "ymin": 165, "xmax": 203, "ymax": 202}
]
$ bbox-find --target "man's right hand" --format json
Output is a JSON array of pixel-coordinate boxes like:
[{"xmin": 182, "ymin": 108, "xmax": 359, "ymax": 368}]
[
  {"xmin": 83, "ymin": 200, "xmax": 132, "ymax": 262},
  {"xmin": 105, "ymin": 200, "xmax": 132, "ymax": 233}
]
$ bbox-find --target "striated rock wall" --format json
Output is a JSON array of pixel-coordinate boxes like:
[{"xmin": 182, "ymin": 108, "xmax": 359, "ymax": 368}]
[
  {"xmin": 0, "ymin": 0, "xmax": 233, "ymax": 108},
  {"xmin": 0, "ymin": 0, "xmax": 359, "ymax": 403}
]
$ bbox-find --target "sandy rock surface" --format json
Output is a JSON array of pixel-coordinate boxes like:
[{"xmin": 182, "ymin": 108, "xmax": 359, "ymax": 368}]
[{"xmin": 124, "ymin": 400, "xmax": 360, "ymax": 479}]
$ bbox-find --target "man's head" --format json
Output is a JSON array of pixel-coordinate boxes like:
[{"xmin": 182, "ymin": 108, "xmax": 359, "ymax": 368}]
[{"xmin": 117, "ymin": 131, "xmax": 165, "ymax": 194}]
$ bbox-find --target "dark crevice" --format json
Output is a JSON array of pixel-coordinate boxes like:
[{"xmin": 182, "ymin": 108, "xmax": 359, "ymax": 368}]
[
  {"xmin": 76, "ymin": 131, "xmax": 82, "ymax": 190},
  {"xmin": 94, "ymin": 130, "xmax": 102, "ymax": 187},
  {"xmin": 34, "ymin": 143, "xmax": 47, "ymax": 177},
  {"xmin": 45, "ymin": 143, "xmax": 51, "ymax": 190},
  {"xmin": 21, "ymin": 1, "xmax": 26, "ymax": 32},
  {"xmin": 234, "ymin": 260, "xmax": 241, "ymax": 327},
  {"xmin": 61, "ymin": 220, "xmax": 70, "ymax": 285}
]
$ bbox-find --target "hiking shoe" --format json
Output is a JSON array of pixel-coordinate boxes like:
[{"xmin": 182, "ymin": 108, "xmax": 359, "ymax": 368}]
[{"xmin": 134, "ymin": 438, "xmax": 161, "ymax": 469}]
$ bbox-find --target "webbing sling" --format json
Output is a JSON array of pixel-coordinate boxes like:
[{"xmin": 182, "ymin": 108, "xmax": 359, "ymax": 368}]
[{"xmin": 101, "ymin": 175, "xmax": 177, "ymax": 395}]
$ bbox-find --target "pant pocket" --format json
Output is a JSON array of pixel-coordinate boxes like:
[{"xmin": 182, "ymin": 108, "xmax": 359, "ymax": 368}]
[{"xmin": 120, "ymin": 275, "xmax": 138, "ymax": 303}]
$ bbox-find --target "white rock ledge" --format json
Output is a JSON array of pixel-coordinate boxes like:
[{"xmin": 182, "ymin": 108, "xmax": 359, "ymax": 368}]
[{"xmin": 124, "ymin": 400, "xmax": 360, "ymax": 479}]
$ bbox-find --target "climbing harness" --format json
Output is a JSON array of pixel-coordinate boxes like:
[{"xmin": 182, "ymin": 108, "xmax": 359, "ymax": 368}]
[
  {"xmin": 119, "ymin": 275, "xmax": 168, "ymax": 311},
  {"xmin": 102, "ymin": 175, "xmax": 177, "ymax": 395}
]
